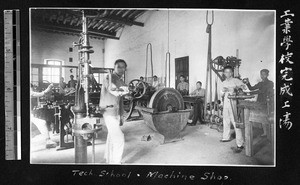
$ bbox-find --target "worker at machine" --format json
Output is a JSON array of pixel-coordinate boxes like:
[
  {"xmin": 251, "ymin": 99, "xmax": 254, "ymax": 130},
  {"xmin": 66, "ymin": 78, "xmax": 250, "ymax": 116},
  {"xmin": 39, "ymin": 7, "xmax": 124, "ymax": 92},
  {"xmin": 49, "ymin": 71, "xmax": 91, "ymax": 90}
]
[
  {"xmin": 67, "ymin": 75, "xmax": 77, "ymax": 88},
  {"xmin": 177, "ymin": 75, "xmax": 189, "ymax": 96},
  {"xmin": 220, "ymin": 66, "xmax": 247, "ymax": 153},
  {"xmin": 59, "ymin": 77, "xmax": 67, "ymax": 94},
  {"xmin": 100, "ymin": 59, "xmax": 130, "ymax": 164},
  {"xmin": 243, "ymin": 69, "xmax": 274, "ymax": 137},
  {"xmin": 31, "ymin": 83, "xmax": 57, "ymax": 149},
  {"xmin": 187, "ymin": 81, "xmax": 205, "ymax": 126},
  {"xmin": 152, "ymin": 75, "xmax": 161, "ymax": 90},
  {"xmin": 190, "ymin": 81, "xmax": 205, "ymax": 97}
]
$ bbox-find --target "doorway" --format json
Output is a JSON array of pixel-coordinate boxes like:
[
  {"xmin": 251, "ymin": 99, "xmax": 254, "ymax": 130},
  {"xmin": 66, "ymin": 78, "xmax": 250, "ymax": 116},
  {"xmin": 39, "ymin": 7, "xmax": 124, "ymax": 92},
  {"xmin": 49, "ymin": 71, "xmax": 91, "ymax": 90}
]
[{"xmin": 175, "ymin": 56, "xmax": 189, "ymax": 93}]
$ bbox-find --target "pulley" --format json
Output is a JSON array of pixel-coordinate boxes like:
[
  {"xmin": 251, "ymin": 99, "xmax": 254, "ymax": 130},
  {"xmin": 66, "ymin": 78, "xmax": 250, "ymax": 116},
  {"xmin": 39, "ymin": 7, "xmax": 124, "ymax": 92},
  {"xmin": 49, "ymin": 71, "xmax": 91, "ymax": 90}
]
[{"xmin": 148, "ymin": 88, "xmax": 184, "ymax": 112}]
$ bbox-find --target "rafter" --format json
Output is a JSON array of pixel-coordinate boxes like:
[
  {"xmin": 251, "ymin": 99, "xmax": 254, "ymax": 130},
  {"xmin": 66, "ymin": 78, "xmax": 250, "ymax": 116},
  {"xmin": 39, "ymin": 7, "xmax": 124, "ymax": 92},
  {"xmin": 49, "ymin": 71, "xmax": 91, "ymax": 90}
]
[
  {"xmin": 32, "ymin": 23, "xmax": 119, "ymax": 40},
  {"xmin": 97, "ymin": 16, "xmax": 144, "ymax": 27}
]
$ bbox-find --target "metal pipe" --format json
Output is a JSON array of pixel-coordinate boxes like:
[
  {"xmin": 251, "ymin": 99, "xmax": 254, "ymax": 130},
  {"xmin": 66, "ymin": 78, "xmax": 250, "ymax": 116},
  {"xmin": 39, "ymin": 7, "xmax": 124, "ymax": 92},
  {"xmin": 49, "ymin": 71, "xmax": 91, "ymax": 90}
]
[
  {"xmin": 204, "ymin": 24, "xmax": 212, "ymax": 116},
  {"xmin": 168, "ymin": 52, "xmax": 170, "ymax": 87},
  {"xmin": 74, "ymin": 132, "xmax": 87, "ymax": 163},
  {"xmin": 165, "ymin": 52, "xmax": 171, "ymax": 88},
  {"xmin": 145, "ymin": 43, "xmax": 153, "ymax": 81},
  {"xmin": 165, "ymin": 53, "xmax": 167, "ymax": 87},
  {"xmin": 204, "ymin": 10, "xmax": 214, "ymax": 117},
  {"xmin": 82, "ymin": 12, "xmax": 90, "ymax": 115}
]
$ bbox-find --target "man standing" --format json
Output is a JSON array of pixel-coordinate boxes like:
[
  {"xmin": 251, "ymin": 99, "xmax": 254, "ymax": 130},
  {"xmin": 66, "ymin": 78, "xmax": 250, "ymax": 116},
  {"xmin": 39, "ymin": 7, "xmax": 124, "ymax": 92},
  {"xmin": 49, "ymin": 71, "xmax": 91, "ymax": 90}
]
[
  {"xmin": 177, "ymin": 75, "xmax": 189, "ymax": 96},
  {"xmin": 243, "ymin": 69, "xmax": 274, "ymax": 136},
  {"xmin": 100, "ymin": 59, "xmax": 129, "ymax": 164},
  {"xmin": 220, "ymin": 66, "xmax": 247, "ymax": 153},
  {"xmin": 31, "ymin": 83, "xmax": 57, "ymax": 149},
  {"xmin": 67, "ymin": 75, "xmax": 77, "ymax": 88}
]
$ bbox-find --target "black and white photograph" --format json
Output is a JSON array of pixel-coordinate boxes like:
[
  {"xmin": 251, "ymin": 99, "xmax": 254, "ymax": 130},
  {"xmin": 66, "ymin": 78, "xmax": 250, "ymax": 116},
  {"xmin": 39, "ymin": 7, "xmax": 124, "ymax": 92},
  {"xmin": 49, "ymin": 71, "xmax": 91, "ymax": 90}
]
[
  {"xmin": 1, "ymin": 1, "xmax": 300, "ymax": 184},
  {"xmin": 29, "ymin": 8, "xmax": 275, "ymax": 166}
]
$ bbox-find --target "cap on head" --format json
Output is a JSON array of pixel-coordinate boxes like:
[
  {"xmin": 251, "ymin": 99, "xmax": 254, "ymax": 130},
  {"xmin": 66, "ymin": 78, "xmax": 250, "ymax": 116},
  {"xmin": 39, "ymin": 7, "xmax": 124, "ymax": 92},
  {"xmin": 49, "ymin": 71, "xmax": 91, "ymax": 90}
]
[{"xmin": 260, "ymin": 69, "xmax": 269, "ymax": 75}]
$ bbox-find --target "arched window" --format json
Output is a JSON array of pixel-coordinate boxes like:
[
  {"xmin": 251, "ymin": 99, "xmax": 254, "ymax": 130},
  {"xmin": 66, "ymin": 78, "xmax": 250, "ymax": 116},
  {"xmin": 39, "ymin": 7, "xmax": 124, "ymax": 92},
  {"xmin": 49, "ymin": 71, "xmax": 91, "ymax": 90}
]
[{"xmin": 42, "ymin": 59, "xmax": 64, "ymax": 83}]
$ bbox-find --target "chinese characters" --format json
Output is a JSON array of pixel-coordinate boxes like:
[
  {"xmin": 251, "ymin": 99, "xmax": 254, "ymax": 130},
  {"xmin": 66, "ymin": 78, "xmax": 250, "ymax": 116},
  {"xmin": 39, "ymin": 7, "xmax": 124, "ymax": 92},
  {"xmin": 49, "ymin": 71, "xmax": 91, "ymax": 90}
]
[{"xmin": 279, "ymin": 10, "xmax": 294, "ymax": 130}]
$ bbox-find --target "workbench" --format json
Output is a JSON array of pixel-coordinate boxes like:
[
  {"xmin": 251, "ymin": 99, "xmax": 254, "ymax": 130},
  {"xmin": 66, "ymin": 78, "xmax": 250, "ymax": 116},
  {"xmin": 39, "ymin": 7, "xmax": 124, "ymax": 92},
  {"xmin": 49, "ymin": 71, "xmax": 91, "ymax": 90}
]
[{"xmin": 238, "ymin": 101, "xmax": 274, "ymax": 157}]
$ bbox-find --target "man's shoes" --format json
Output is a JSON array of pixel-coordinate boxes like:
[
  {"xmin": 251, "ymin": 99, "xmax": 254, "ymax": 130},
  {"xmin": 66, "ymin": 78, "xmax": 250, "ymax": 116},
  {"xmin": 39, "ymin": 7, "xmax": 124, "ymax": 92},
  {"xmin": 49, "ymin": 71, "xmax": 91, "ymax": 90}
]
[
  {"xmin": 187, "ymin": 122, "xmax": 196, "ymax": 126},
  {"xmin": 231, "ymin": 146, "xmax": 244, "ymax": 153},
  {"xmin": 220, "ymin": 139, "xmax": 231, "ymax": 142},
  {"xmin": 46, "ymin": 139, "xmax": 57, "ymax": 149}
]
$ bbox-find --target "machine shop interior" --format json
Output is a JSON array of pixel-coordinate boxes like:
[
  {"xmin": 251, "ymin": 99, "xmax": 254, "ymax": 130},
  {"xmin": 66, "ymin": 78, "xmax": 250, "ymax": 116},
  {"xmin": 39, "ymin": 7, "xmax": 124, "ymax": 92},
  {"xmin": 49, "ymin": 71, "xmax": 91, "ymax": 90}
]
[{"xmin": 30, "ymin": 9, "xmax": 275, "ymax": 165}]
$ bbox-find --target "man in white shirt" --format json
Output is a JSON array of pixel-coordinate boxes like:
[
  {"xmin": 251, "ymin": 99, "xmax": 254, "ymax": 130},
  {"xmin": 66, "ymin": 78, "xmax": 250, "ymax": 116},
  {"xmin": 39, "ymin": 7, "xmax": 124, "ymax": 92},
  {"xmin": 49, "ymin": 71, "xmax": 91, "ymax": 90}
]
[
  {"xmin": 152, "ymin": 75, "xmax": 159, "ymax": 90},
  {"xmin": 220, "ymin": 66, "xmax": 247, "ymax": 153},
  {"xmin": 100, "ymin": 59, "xmax": 130, "ymax": 164},
  {"xmin": 177, "ymin": 75, "xmax": 189, "ymax": 96}
]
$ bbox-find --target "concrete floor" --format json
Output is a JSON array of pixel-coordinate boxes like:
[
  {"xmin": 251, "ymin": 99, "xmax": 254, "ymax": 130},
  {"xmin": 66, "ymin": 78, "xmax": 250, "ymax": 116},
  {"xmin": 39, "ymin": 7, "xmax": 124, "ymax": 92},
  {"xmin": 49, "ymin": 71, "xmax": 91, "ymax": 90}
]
[{"xmin": 31, "ymin": 119, "xmax": 274, "ymax": 166}]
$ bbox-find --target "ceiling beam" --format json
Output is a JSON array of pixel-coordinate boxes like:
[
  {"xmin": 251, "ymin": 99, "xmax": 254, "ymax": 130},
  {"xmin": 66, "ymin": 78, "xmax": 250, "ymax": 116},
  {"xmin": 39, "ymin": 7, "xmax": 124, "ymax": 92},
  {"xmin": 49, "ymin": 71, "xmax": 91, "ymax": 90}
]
[
  {"xmin": 32, "ymin": 18, "xmax": 116, "ymax": 35},
  {"xmin": 32, "ymin": 23, "xmax": 119, "ymax": 40},
  {"xmin": 97, "ymin": 16, "xmax": 144, "ymax": 27}
]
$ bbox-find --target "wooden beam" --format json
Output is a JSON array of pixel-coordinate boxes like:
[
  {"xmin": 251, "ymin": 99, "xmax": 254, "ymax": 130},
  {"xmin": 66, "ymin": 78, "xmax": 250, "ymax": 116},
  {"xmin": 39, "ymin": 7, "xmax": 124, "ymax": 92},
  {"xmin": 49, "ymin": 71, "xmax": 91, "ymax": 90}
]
[
  {"xmin": 32, "ymin": 23, "xmax": 119, "ymax": 40},
  {"xmin": 88, "ymin": 18, "xmax": 96, "ymax": 28},
  {"xmin": 98, "ymin": 21, "xmax": 109, "ymax": 30},
  {"xmin": 108, "ymin": 22, "xmax": 119, "ymax": 31},
  {"xmin": 244, "ymin": 108, "xmax": 253, "ymax": 156},
  {"xmin": 103, "ymin": 22, "xmax": 114, "ymax": 30},
  {"xmin": 93, "ymin": 20, "xmax": 102, "ymax": 29},
  {"xmin": 116, "ymin": 10, "xmax": 123, "ymax": 15},
  {"xmin": 127, "ymin": 10, "xmax": 137, "ymax": 19},
  {"xmin": 122, "ymin": 10, "xmax": 131, "ymax": 18},
  {"xmin": 32, "ymin": 19, "xmax": 116, "ymax": 36},
  {"xmin": 98, "ymin": 16, "xmax": 144, "ymax": 27},
  {"xmin": 110, "ymin": 9, "xmax": 115, "ymax": 15}
]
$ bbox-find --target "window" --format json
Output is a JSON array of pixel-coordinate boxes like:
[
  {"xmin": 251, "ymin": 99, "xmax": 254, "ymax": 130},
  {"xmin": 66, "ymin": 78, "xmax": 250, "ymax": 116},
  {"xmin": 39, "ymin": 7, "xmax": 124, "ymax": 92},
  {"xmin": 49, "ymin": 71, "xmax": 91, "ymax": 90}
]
[
  {"xmin": 43, "ymin": 59, "xmax": 64, "ymax": 83},
  {"xmin": 31, "ymin": 67, "xmax": 39, "ymax": 86}
]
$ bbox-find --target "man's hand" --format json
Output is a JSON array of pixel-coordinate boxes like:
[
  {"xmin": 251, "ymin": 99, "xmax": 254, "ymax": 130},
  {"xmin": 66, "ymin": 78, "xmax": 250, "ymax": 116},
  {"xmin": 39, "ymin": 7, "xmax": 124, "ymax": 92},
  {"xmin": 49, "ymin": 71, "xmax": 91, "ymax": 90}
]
[
  {"xmin": 222, "ymin": 87, "xmax": 229, "ymax": 92},
  {"xmin": 119, "ymin": 86, "xmax": 129, "ymax": 92},
  {"xmin": 119, "ymin": 86, "xmax": 129, "ymax": 96},
  {"xmin": 242, "ymin": 78, "xmax": 249, "ymax": 84},
  {"xmin": 240, "ymin": 84, "xmax": 247, "ymax": 90}
]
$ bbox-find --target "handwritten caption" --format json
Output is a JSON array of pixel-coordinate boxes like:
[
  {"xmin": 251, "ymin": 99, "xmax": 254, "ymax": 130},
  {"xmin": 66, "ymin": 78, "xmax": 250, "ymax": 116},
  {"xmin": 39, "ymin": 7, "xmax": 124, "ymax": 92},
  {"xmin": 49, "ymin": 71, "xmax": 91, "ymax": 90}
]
[
  {"xmin": 279, "ymin": 10, "xmax": 295, "ymax": 130},
  {"xmin": 72, "ymin": 169, "xmax": 231, "ymax": 183}
]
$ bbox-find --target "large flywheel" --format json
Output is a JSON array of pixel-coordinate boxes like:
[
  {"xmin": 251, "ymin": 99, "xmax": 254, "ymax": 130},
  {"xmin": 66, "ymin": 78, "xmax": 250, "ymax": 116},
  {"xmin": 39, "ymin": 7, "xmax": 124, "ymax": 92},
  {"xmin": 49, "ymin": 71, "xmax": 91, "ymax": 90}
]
[{"xmin": 148, "ymin": 88, "xmax": 184, "ymax": 112}]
